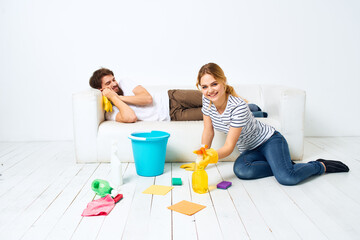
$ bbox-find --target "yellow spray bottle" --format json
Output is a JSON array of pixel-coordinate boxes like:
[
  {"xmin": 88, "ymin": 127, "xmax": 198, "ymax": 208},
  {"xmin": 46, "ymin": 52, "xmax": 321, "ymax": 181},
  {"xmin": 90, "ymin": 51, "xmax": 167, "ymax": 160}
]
[{"xmin": 192, "ymin": 148, "xmax": 209, "ymax": 194}]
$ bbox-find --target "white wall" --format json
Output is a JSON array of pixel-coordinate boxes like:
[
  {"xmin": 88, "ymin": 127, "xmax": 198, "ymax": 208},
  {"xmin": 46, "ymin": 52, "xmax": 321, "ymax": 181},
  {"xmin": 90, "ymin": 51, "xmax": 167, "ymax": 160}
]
[{"xmin": 1, "ymin": 0, "xmax": 359, "ymax": 141}]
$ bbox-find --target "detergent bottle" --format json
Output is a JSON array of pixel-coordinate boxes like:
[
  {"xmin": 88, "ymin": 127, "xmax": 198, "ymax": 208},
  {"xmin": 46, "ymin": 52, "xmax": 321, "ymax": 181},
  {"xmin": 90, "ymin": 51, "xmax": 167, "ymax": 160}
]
[
  {"xmin": 111, "ymin": 141, "xmax": 123, "ymax": 188},
  {"xmin": 192, "ymin": 154, "xmax": 208, "ymax": 194}
]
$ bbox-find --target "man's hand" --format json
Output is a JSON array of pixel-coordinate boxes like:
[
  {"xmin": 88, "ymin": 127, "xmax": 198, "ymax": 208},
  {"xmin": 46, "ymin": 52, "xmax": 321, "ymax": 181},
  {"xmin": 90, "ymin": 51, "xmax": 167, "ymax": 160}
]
[
  {"xmin": 101, "ymin": 87, "xmax": 137, "ymax": 123},
  {"xmin": 101, "ymin": 87, "xmax": 117, "ymax": 100}
]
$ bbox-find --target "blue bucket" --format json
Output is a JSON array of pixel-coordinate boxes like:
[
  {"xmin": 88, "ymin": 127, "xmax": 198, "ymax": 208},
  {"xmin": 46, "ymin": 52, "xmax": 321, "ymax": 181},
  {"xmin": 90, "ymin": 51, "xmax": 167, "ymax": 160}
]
[{"xmin": 128, "ymin": 131, "xmax": 170, "ymax": 177}]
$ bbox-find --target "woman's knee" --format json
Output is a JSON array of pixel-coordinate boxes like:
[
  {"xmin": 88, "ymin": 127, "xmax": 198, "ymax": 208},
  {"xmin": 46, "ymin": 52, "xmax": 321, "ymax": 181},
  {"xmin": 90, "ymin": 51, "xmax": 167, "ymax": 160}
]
[
  {"xmin": 233, "ymin": 162, "xmax": 258, "ymax": 180},
  {"xmin": 275, "ymin": 173, "xmax": 301, "ymax": 186}
]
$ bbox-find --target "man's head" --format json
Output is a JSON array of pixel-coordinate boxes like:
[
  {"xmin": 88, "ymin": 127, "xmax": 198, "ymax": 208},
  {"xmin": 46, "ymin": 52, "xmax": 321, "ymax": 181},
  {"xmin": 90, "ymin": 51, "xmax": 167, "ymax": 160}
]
[{"xmin": 89, "ymin": 68, "xmax": 123, "ymax": 95}]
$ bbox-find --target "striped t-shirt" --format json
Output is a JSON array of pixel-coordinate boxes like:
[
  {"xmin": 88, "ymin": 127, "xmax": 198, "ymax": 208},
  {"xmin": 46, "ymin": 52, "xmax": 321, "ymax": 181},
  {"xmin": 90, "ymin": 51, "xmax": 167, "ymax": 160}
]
[{"xmin": 202, "ymin": 95, "xmax": 275, "ymax": 153}]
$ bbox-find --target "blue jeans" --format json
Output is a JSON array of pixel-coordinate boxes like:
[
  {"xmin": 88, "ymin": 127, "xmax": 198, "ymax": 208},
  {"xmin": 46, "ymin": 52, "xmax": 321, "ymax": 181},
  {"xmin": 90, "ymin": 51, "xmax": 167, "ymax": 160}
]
[{"xmin": 233, "ymin": 131, "xmax": 325, "ymax": 186}]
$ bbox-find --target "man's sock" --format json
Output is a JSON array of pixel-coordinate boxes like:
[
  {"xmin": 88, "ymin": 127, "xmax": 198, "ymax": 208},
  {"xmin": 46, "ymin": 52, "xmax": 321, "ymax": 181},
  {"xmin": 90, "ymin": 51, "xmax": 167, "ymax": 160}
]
[{"xmin": 316, "ymin": 159, "xmax": 350, "ymax": 173}]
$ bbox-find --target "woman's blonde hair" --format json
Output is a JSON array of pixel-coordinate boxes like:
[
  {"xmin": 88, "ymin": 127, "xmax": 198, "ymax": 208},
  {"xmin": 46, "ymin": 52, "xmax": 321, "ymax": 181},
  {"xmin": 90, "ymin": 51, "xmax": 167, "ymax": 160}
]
[{"xmin": 197, "ymin": 63, "xmax": 247, "ymax": 103}]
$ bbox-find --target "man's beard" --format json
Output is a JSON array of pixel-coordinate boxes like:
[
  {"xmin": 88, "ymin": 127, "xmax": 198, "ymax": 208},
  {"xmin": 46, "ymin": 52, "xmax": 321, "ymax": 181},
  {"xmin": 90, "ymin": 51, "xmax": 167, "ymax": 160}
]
[{"xmin": 116, "ymin": 87, "xmax": 124, "ymax": 96}]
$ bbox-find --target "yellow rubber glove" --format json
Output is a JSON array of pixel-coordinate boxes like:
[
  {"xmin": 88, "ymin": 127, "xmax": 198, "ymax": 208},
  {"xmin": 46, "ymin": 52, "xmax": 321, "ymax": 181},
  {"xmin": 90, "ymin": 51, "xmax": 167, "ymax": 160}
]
[
  {"xmin": 180, "ymin": 163, "xmax": 196, "ymax": 171},
  {"xmin": 103, "ymin": 96, "xmax": 113, "ymax": 112},
  {"xmin": 180, "ymin": 146, "xmax": 218, "ymax": 171},
  {"xmin": 203, "ymin": 148, "xmax": 218, "ymax": 164},
  {"xmin": 195, "ymin": 148, "xmax": 218, "ymax": 169},
  {"xmin": 180, "ymin": 145, "xmax": 207, "ymax": 171}
]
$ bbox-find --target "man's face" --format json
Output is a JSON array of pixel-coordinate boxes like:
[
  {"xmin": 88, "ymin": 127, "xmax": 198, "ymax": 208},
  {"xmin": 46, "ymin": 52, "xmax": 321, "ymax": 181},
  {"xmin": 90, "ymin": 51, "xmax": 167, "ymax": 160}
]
[{"xmin": 101, "ymin": 75, "xmax": 121, "ymax": 94}]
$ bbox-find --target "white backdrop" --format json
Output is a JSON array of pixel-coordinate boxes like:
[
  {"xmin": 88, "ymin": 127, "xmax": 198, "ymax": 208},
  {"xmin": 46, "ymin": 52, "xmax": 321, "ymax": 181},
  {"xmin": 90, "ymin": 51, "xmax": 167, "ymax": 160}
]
[{"xmin": 1, "ymin": 0, "xmax": 359, "ymax": 141}]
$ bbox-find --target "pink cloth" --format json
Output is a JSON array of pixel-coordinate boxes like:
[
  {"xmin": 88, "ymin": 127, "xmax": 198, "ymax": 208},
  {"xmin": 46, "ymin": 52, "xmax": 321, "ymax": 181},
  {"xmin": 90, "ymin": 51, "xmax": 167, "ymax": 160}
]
[{"xmin": 82, "ymin": 194, "xmax": 115, "ymax": 217}]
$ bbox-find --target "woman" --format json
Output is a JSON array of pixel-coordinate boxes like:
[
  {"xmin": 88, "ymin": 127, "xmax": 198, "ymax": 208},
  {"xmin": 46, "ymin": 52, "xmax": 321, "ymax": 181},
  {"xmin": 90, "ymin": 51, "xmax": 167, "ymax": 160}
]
[{"xmin": 197, "ymin": 63, "xmax": 349, "ymax": 186}]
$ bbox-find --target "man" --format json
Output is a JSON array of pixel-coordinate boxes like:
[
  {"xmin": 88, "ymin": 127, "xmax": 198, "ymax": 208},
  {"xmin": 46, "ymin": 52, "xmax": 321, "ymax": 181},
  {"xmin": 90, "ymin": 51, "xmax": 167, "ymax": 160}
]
[{"xmin": 89, "ymin": 68, "xmax": 203, "ymax": 123}]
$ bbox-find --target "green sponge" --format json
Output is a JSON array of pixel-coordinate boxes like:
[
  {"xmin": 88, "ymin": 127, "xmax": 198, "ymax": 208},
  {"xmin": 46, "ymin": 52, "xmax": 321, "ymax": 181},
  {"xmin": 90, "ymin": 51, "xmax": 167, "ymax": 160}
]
[{"xmin": 172, "ymin": 178, "xmax": 182, "ymax": 186}]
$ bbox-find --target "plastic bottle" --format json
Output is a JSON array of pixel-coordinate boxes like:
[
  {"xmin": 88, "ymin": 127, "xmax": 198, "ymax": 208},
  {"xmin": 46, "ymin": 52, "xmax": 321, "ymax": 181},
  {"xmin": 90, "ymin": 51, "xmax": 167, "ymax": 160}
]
[
  {"xmin": 111, "ymin": 141, "xmax": 123, "ymax": 188},
  {"xmin": 91, "ymin": 179, "xmax": 113, "ymax": 197},
  {"xmin": 192, "ymin": 154, "xmax": 208, "ymax": 194}
]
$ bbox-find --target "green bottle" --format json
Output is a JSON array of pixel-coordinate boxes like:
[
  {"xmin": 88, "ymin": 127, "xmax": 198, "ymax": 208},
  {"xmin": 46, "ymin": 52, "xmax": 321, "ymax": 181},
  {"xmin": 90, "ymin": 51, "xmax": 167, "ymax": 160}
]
[{"xmin": 91, "ymin": 179, "xmax": 113, "ymax": 197}]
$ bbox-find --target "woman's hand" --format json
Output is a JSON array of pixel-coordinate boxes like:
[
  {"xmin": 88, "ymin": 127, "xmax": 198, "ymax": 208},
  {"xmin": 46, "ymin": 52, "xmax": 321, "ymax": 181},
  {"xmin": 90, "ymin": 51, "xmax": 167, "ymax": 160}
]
[{"xmin": 203, "ymin": 148, "xmax": 218, "ymax": 164}]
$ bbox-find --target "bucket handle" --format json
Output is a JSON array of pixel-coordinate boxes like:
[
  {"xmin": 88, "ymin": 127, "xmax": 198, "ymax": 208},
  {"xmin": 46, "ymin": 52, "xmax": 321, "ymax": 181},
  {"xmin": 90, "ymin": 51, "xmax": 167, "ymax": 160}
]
[{"xmin": 128, "ymin": 135, "xmax": 146, "ymax": 141}]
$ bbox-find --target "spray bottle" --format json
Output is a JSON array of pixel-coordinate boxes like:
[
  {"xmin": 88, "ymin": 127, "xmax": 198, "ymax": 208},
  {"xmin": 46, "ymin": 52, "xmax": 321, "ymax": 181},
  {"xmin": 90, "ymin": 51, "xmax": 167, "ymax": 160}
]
[{"xmin": 192, "ymin": 151, "xmax": 209, "ymax": 194}]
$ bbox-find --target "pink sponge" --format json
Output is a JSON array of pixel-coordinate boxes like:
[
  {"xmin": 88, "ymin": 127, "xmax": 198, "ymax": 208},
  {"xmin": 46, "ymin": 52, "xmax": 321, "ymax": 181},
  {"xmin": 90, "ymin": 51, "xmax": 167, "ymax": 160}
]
[{"xmin": 217, "ymin": 181, "xmax": 232, "ymax": 189}]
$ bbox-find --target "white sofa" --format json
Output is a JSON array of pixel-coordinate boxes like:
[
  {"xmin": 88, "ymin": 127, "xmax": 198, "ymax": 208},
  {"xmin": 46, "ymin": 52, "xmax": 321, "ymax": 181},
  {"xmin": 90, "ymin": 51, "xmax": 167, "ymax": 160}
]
[{"xmin": 72, "ymin": 85, "xmax": 305, "ymax": 163}]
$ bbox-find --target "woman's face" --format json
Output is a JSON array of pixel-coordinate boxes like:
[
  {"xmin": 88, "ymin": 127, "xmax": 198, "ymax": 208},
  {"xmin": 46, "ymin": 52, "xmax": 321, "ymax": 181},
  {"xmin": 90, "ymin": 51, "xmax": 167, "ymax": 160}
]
[{"xmin": 199, "ymin": 74, "xmax": 226, "ymax": 104}]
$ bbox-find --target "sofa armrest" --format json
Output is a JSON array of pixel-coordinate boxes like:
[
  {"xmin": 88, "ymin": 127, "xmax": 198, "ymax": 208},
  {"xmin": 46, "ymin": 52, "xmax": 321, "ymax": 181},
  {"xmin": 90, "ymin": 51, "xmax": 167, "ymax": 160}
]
[
  {"xmin": 280, "ymin": 88, "xmax": 306, "ymax": 134},
  {"xmin": 72, "ymin": 89, "xmax": 104, "ymax": 163},
  {"xmin": 262, "ymin": 85, "xmax": 306, "ymax": 160}
]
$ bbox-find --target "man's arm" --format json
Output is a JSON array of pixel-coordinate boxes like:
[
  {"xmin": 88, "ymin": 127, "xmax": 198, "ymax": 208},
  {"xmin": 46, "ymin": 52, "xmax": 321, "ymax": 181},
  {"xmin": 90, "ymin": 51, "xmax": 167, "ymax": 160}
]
[
  {"xmin": 103, "ymin": 88, "xmax": 137, "ymax": 123},
  {"xmin": 118, "ymin": 85, "xmax": 153, "ymax": 106}
]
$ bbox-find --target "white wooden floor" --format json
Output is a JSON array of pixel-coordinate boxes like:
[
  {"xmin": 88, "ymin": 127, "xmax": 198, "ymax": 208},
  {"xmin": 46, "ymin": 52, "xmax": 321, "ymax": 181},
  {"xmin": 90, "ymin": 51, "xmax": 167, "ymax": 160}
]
[{"xmin": 0, "ymin": 137, "xmax": 360, "ymax": 240}]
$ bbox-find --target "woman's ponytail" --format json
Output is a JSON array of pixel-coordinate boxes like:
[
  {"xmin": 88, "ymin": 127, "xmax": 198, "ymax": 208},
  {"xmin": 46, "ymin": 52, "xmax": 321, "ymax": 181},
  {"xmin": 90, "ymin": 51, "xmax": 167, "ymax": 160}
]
[
  {"xmin": 225, "ymin": 85, "xmax": 248, "ymax": 103},
  {"xmin": 225, "ymin": 85, "xmax": 237, "ymax": 97}
]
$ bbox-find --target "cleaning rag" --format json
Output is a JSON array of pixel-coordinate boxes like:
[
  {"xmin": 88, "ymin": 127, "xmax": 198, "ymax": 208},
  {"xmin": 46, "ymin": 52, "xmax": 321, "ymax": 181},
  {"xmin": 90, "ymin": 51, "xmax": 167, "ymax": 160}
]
[{"xmin": 82, "ymin": 194, "xmax": 115, "ymax": 217}]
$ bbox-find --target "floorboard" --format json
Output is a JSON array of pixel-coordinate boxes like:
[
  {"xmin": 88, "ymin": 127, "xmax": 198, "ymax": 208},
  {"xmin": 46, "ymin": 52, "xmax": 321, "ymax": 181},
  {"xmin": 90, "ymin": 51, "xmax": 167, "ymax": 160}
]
[{"xmin": 0, "ymin": 138, "xmax": 359, "ymax": 240}]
